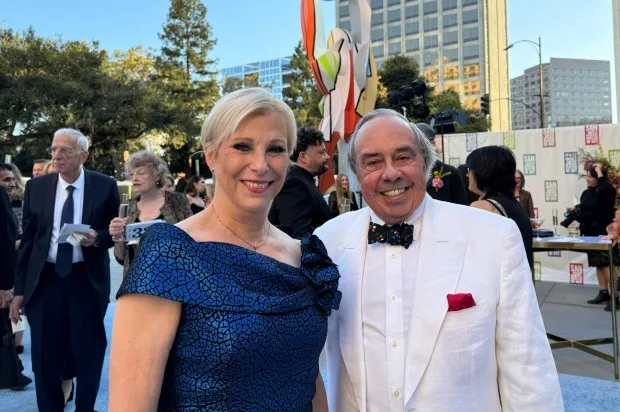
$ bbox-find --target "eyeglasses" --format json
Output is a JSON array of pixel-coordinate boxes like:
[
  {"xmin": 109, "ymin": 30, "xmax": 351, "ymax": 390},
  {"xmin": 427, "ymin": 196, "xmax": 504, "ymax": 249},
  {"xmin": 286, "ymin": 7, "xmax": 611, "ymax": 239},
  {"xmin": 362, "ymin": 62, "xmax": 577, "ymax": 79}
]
[{"xmin": 47, "ymin": 147, "xmax": 77, "ymax": 156}]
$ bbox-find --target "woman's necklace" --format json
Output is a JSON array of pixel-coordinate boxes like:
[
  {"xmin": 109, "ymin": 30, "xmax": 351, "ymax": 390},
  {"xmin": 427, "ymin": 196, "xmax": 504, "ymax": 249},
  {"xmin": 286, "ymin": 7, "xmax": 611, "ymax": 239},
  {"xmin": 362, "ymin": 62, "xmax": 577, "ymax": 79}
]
[{"xmin": 211, "ymin": 205, "xmax": 271, "ymax": 251}]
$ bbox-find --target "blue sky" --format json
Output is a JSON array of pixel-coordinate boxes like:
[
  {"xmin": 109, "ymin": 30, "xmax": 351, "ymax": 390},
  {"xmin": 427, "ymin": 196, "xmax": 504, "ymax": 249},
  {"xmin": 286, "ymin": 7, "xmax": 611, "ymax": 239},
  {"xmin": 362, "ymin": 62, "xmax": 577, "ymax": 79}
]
[{"xmin": 1, "ymin": 0, "xmax": 617, "ymax": 120}]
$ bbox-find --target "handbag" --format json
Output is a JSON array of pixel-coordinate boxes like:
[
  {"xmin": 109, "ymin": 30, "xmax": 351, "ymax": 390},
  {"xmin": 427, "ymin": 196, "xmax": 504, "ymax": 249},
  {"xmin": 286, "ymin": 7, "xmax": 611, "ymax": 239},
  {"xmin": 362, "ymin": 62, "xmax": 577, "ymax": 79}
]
[{"xmin": 0, "ymin": 307, "xmax": 22, "ymax": 389}]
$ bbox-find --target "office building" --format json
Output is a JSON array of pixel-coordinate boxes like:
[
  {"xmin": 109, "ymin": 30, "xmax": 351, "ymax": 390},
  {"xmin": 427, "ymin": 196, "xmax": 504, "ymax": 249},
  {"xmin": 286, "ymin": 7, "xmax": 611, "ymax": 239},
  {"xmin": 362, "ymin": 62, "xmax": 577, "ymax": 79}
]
[
  {"xmin": 511, "ymin": 58, "xmax": 612, "ymax": 130},
  {"xmin": 219, "ymin": 57, "xmax": 292, "ymax": 100},
  {"xmin": 335, "ymin": 0, "xmax": 511, "ymax": 131}
]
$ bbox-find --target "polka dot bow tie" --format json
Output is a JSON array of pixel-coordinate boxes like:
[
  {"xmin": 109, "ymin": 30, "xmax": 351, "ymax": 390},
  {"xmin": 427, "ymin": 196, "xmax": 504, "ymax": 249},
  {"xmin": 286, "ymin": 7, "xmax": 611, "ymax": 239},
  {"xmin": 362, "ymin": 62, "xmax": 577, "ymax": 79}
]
[{"xmin": 368, "ymin": 222, "xmax": 414, "ymax": 249}]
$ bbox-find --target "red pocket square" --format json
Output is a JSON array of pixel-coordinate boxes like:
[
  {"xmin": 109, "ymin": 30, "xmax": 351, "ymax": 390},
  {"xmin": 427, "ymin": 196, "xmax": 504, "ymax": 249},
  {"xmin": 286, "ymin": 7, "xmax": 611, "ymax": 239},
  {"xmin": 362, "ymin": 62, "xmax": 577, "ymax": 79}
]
[{"xmin": 447, "ymin": 293, "xmax": 476, "ymax": 311}]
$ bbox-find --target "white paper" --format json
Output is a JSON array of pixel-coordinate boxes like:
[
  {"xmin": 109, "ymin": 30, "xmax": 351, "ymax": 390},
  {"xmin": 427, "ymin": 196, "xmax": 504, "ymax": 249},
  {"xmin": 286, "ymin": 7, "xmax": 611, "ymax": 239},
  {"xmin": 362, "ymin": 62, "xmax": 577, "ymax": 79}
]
[
  {"xmin": 12, "ymin": 316, "xmax": 29, "ymax": 333},
  {"xmin": 545, "ymin": 236, "xmax": 585, "ymax": 243},
  {"xmin": 58, "ymin": 223, "xmax": 92, "ymax": 244}
]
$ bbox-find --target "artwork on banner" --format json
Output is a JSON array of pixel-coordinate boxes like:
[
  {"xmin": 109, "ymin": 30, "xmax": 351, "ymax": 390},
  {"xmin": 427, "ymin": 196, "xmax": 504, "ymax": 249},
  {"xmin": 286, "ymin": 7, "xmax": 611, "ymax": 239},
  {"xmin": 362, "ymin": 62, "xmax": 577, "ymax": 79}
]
[
  {"xmin": 609, "ymin": 149, "xmax": 620, "ymax": 169},
  {"xmin": 544, "ymin": 180, "xmax": 559, "ymax": 202},
  {"xmin": 448, "ymin": 157, "xmax": 460, "ymax": 167},
  {"xmin": 542, "ymin": 128, "xmax": 556, "ymax": 147},
  {"xmin": 523, "ymin": 154, "xmax": 536, "ymax": 175},
  {"xmin": 548, "ymin": 251, "xmax": 562, "ymax": 257},
  {"xmin": 466, "ymin": 133, "xmax": 478, "ymax": 152},
  {"xmin": 435, "ymin": 135, "xmax": 443, "ymax": 153},
  {"xmin": 569, "ymin": 263, "xmax": 584, "ymax": 285},
  {"xmin": 534, "ymin": 261, "xmax": 542, "ymax": 281},
  {"xmin": 564, "ymin": 152, "xmax": 579, "ymax": 174},
  {"xmin": 502, "ymin": 131, "xmax": 516, "ymax": 150},
  {"xmin": 584, "ymin": 124, "xmax": 600, "ymax": 145}
]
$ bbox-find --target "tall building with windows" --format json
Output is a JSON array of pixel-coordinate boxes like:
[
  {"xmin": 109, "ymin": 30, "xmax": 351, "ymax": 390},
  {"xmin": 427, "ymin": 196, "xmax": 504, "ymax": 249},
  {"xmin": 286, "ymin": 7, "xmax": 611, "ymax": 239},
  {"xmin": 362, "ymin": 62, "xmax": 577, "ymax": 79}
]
[
  {"xmin": 510, "ymin": 58, "xmax": 613, "ymax": 130},
  {"xmin": 335, "ymin": 0, "xmax": 511, "ymax": 131},
  {"xmin": 219, "ymin": 57, "xmax": 292, "ymax": 100}
]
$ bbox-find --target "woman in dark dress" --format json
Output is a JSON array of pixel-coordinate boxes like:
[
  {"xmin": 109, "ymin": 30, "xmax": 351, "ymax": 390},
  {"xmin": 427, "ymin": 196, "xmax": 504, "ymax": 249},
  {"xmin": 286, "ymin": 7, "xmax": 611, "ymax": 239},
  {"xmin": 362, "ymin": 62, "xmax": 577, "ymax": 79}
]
[
  {"xmin": 577, "ymin": 164, "xmax": 620, "ymax": 311},
  {"xmin": 328, "ymin": 173, "xmax": 359, "ymax": 216},
  {"xmin": 466, "ymin": 146, "xmax": 534, "ymax": 270},
  {"xmin": 185, "ymin": 175, "xmax": 206, "ymax": 214},
  {"xmin": 110, "ymin": 88, "xmax": 340, "ymax": 411},
  {"xmin": 515, "ymin": 169, "xmax": 535, "ymax": 218}
]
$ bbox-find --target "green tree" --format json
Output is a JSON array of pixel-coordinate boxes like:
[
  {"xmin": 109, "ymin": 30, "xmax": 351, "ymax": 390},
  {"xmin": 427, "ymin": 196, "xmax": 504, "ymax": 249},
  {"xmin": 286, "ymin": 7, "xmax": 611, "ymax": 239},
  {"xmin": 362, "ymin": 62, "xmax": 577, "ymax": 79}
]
[
  {"xmin": 157, "ymin": 0, "xmax": 220, "ymax": 173},
  {"xmin": 221, "ymin": 76, "xmax": 243, "ymax": 94},
  {"xmin": 378, "ymin": 55, "xmax": 431, "ymax": 122},
  {"xmin": 282, "ymin": 41, "xmax": 323, "ymax": 128},
  {"xmin": 431, "ymin": 89, "xmax": 490, "ymax": 133}
]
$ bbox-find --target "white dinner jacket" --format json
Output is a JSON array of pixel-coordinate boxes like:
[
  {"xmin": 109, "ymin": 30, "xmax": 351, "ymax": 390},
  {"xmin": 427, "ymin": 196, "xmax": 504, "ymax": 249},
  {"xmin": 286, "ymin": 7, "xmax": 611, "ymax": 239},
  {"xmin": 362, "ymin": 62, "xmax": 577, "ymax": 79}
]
[{"xmin": 315, "ymin": 196, "xmax": 564, "ymax": 412}]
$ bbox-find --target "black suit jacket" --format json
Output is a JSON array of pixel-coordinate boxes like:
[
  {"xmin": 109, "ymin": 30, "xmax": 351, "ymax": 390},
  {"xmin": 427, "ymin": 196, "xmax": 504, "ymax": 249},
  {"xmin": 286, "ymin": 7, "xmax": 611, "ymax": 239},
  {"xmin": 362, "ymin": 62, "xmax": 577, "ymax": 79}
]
[
  {"xmin": 15, "ymin": 170, "xmax": 120, "ymax": 305},
  {"xmin": 0, "ymin": 186, "xmax": 17, "ymax": 291},
  {"xmin": 426, "ymin": 161, "xmax": 468, "ymax": 205},
  {"xmin": 269, "ymin": 165, "xmax": 332, "ymax": 238}
]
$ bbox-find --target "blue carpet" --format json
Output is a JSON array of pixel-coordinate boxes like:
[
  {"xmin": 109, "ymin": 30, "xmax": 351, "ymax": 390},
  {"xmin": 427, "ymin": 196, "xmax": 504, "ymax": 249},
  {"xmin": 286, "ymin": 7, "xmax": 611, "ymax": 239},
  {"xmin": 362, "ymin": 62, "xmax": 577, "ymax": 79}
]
[{"xmin": 2, "ymin": 303, "xmax": 620, "ymax": 411}]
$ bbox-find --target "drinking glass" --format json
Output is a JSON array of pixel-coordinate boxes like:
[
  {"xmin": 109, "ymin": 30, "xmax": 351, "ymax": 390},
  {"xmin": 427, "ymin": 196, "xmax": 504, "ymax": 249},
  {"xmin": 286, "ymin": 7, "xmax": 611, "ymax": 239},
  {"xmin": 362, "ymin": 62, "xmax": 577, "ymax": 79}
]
[
  {"xmin": 339, "ymin": 198, "xmax": 351, "ymax": 214},
  {"xmin": 530, "ymin": 217, "xmax": 545, "ymax": 241},
  {"xmin": 113, "ymin": 203, "xmax": 129, "ymax": 242}
]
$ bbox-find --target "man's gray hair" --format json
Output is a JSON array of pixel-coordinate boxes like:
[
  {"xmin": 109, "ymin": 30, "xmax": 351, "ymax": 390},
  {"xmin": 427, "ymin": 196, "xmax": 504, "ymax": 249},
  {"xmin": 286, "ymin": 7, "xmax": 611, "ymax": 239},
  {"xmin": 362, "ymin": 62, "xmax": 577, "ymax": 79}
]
[
  {"xmin": 347, "ymin": 108, "xmax": 437, "ymax": 181},
  {"xmin": 54, "ymin": 128, "xmax": 89, "ymax": 152}
]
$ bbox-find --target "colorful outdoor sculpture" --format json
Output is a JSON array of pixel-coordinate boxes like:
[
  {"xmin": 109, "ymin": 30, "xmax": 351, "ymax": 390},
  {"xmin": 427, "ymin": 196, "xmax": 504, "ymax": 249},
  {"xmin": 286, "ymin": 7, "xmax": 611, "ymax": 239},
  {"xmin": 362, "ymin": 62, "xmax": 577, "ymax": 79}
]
[{"xmin": 301, "ymin": 0, "xmax": 378, "ymax": 192}]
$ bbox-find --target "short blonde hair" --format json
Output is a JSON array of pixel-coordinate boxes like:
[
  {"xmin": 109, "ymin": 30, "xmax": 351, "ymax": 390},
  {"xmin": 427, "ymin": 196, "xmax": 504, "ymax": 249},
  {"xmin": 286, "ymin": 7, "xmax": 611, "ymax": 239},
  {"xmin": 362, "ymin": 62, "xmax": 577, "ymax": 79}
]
[
  {"xmin": 125, "ymin": 150, "xmax": 170, "ymax": 186},
  {"xmin": 200, "ymin": 88, "xmax": 297, "ymax": 156}
]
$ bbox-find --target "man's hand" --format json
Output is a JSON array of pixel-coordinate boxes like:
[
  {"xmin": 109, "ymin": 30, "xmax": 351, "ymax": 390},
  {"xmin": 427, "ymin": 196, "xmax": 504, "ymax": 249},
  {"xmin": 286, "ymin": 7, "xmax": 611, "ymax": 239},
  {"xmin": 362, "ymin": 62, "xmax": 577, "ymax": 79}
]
[
  {"xmin": 9, "ymin": 295, "xmax": 24, "ymax": 324},
  {"xmin": 79, "ymin": 230, "xmax": 99, "ymax": 247},
  {"xmin": 0, "ymin": 289, "xmax": 12, "ymax": 309}
]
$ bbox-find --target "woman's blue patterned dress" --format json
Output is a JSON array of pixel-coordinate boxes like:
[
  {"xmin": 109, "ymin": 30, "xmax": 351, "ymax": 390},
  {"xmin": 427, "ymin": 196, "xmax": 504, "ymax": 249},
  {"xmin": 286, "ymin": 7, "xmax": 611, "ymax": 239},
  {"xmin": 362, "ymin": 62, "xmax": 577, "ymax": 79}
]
[{"xmin": 117, "ymin": 223, "xmax": 341, "ymax": 411}]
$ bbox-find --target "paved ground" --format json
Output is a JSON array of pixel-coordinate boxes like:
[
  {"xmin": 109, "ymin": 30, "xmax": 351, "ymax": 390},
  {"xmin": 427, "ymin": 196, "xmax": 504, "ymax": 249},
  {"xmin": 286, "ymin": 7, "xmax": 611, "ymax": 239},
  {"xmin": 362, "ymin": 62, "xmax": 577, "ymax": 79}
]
[{"xmin": 3, "ymin": 250, "xmax": 620, "ymax": 410}]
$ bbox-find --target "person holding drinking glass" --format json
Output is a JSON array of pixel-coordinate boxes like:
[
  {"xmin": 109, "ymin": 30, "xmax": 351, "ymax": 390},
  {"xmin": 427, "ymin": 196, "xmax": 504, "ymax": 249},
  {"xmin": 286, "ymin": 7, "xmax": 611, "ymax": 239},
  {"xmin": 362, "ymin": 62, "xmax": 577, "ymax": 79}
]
[
  {"xmin": 328, "ymin": 174, "xmax": 359, "ymax": 217},
  {"xmin": 109, "ymin": 151, "xmax": 192, "ymax": 277}
]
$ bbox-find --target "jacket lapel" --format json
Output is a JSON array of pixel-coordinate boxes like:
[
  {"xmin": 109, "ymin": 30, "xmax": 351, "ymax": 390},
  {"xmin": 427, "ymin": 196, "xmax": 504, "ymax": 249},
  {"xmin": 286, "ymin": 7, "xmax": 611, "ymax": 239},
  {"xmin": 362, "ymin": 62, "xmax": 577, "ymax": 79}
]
[
  {"xmin": 337, "ymin": 208, "xmax": 371, "ymax": 412},
  {"xmin": 81, "ymin": 169, "xmax": 94, "ymax": 225},
  {"xmin": 404, "ymin": 198, "xmax": 467, "ymax": 404}
]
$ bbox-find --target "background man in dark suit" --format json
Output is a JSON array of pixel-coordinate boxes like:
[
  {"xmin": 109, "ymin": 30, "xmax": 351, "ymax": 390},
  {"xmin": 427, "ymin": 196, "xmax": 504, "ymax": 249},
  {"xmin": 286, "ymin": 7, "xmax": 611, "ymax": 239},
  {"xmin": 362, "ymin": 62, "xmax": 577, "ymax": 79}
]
[
  {"xmin": 269, "ymin": 127, "xmax": 332, "ymax": 238},
  {"xmin": 416, "ymin": 123, "xmax": 468, "ymax": 205},
  {"xmin": 9, "ymin": 128, "xmax": 119, "ymax": 412}
]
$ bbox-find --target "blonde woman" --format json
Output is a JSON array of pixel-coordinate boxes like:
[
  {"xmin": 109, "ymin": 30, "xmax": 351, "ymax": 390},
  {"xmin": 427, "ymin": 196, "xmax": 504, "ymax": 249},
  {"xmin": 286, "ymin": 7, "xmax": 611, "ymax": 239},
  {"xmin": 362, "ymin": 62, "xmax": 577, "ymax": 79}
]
[
  {"xmin": 328, "ymin": 173, "xmax": 359, "ymax": 216},
  {"xmin": 110, "ymin": 88, "xmax": 340, "ymax": 411}
]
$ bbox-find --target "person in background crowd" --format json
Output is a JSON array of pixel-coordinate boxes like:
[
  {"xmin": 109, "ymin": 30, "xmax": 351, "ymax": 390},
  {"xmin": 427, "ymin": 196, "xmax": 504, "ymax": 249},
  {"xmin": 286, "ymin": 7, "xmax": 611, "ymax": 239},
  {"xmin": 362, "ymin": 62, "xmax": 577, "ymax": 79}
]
[
  {"xmin": 515, "ymin": 169, "xmax": 535, "ymax": 218},
  {"xmin": 416, "ymin": 123, "xmax": 468, "ymax": 205},
  {"xmin": 162, "ymin": 175, "xmax": 175, "ymax": 192},
  {"xmin": 328, "ymin": 174, "xmax": 359, "ymax": 217},
  {"xmin": 0, "ymin": 185, "xmax": 32, "ymax": 390},
  {"xmin": 577, "ymin": 163, "xmax": 620, "ymax": 311},
  {"xmin": 456, "ymin": 164, "xmax": 479, "ymax": 205},
  {"xmin": 315, "ymin": 109, "xmax": 562, "ymax": 412},
  {"xmin": 602, "ymin": 210, "xmax": 620, "ymax": 241},
  {"xmin": 109, "ymin": 151, "xmax": 192, "ymax": 277},
  {"xmin": 42, "ymin": 160, "xmax": 55, "ymax": 175},
  {"xmin": 10, "ymin": 128, "xmax": 119, "ymax": 412},
  {"xmin": 0, "ymin": 164, "xmax": 27, "ymax": 354},
  {"xmin": 174, "ymin": 175, "xmax": 188, "ymax": 193},
  {"xmin": 32, "ymin": 159, "xmax": 49, "ymax": 178},
  {"xmin": 110, "ymin": 87, "xmax": 340, "ymax": 411},
  {"xmin": 184, "ymin": 175, "xmax": 206, "ymax": 214},
  {"xmin": 269, "ymin": 127, "xmax": 332, "ymax": 238},
  {"xmin": 466, "ymin": 146, "xmax": 534, "ymax": 270}
]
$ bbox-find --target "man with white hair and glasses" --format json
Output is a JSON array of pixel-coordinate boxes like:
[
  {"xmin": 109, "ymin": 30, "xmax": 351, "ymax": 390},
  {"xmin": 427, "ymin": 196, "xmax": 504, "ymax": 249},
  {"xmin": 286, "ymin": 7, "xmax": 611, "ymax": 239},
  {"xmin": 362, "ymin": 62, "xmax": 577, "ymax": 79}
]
[{"xmin": 10, "ymin": 128, "xmax": 119, "ymax": 411}]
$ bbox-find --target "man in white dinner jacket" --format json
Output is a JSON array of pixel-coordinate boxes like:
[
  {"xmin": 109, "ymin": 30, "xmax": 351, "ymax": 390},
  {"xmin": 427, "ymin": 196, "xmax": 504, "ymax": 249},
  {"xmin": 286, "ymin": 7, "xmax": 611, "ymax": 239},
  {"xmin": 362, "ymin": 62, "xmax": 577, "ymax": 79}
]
[{"xmin": 315, "ymin": 108, "xmax": 563, "ymax": 412}]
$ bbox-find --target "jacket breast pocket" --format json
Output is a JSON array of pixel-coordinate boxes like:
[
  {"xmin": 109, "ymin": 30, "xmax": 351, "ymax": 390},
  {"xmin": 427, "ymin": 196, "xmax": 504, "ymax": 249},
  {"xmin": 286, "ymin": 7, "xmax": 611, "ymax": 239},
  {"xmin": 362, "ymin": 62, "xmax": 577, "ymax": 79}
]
[{"xmin": 442, "ymin": 300, "xmax": 493, "ymax": 330}]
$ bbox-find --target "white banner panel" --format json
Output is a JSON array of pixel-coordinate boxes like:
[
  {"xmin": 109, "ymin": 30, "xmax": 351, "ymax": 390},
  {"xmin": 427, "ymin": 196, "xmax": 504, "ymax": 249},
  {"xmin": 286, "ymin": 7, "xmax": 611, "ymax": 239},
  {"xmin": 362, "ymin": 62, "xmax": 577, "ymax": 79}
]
[{"xmin": 443, "ymin": 124, "xmax": 620, "ymax": 285}]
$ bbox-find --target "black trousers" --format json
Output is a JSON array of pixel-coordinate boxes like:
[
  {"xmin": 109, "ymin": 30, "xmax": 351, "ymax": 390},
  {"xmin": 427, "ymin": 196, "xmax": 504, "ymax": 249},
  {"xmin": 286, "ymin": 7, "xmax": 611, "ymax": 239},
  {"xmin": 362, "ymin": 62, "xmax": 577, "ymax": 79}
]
[{"xmin": 27, "ymin": 263, "xmax": 108, "ymax": 412}]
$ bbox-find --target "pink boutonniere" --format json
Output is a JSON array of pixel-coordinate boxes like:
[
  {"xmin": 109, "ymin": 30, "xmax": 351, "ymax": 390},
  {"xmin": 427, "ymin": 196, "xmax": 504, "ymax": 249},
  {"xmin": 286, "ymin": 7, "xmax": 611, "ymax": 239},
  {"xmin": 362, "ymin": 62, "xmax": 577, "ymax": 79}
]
[{"xmin": 432, "ymin": 167, "xmax": 451, "ymax": 192}]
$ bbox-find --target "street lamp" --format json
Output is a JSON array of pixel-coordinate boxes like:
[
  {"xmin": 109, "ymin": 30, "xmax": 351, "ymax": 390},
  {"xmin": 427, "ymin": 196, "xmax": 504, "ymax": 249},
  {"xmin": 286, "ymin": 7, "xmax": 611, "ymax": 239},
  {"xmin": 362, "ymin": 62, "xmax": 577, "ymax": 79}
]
[{"xmin": 505, "ymin": 37, "xmax": 544, "ymax": 129}]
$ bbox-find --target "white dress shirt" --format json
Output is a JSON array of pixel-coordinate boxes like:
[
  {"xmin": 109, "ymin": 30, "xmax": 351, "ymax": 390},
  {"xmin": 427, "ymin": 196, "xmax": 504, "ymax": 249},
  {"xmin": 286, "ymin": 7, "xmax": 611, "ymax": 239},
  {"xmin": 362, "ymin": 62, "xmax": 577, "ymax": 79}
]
[
  {"xmin": 47, "ymin": 169, "xmax": 85, "ymax": 263},
  {"xmin": 362, "ymin": 198, "xmax": 425, "ymax": 412}
]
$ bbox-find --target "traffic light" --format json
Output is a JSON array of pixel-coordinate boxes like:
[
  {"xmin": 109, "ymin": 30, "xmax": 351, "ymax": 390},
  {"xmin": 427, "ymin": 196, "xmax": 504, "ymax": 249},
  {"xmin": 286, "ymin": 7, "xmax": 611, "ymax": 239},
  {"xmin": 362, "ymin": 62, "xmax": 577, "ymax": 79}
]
[{"xmin": 480, "ymin": 93, "xmax": 490, "ymax": 115}]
